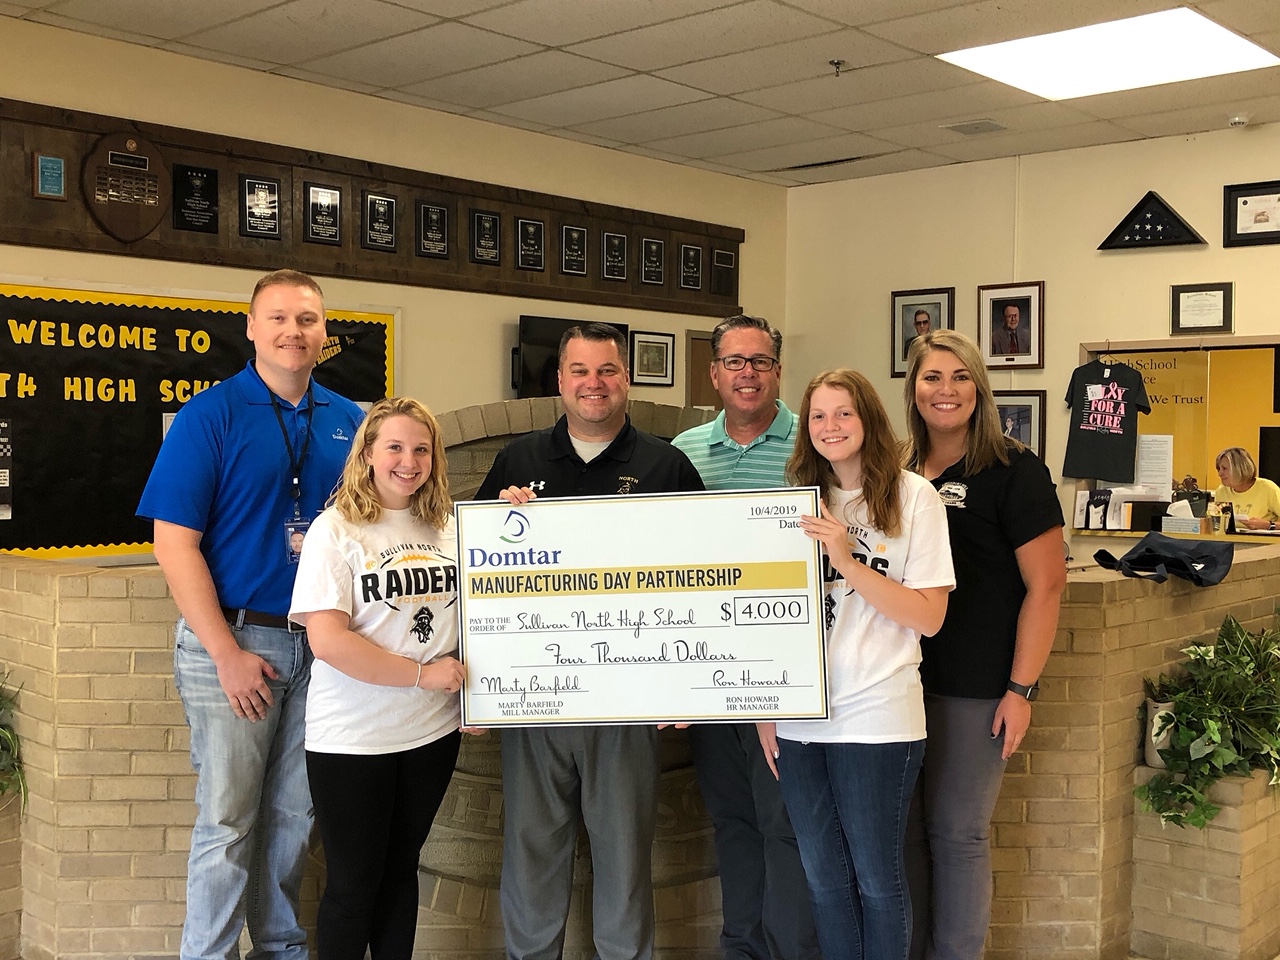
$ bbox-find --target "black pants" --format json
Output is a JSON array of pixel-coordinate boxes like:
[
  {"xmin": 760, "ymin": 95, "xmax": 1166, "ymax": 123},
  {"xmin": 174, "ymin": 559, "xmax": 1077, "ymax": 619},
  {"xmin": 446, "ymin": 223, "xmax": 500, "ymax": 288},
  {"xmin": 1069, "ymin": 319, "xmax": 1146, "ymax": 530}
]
[
  {"xmin": 306, "ymin": 731, "xmax": 462, "ymax": 960},
  {"xmin": 690, "ymin": 723, "xmax": 822, "ymax": 960}
]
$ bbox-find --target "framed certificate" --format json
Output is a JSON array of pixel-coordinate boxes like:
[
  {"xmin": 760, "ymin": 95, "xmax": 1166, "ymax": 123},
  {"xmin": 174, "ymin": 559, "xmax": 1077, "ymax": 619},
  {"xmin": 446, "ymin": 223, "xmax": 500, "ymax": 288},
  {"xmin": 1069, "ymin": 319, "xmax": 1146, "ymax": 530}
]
[
  {"xmin": 1171, "ymin": 282, "xmax": 1233, "ymax": 335},
  {"xmin": 1223, "ymin": 180, "xmax": 1280, "ymax": 247},
  {"xmin": 456, "ymin": 489, "xmax": 828, "ymax": 726}
]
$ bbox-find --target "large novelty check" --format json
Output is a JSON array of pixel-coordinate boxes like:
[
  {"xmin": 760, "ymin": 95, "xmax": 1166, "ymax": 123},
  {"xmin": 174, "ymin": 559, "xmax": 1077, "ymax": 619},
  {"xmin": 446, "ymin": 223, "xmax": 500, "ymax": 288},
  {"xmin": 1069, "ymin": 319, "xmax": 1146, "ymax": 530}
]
[{"xmin": 456, "ymin": 488, "xmax": 828, "ymax": 726}]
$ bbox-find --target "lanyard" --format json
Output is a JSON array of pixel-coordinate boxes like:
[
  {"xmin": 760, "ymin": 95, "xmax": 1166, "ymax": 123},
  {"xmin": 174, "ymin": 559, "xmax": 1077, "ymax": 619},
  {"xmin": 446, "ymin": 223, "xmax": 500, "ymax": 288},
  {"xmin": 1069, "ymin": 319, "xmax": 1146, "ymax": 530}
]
[{"xmin": 270, "ymin": 383, "xmax": 314, "ymax": 519}]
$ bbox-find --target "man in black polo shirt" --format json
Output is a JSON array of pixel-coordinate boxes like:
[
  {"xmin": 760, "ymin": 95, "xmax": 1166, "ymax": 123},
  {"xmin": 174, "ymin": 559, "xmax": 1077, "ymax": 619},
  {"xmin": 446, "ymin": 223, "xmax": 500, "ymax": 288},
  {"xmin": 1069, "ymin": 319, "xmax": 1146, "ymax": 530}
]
[{"xmin": 478, "ymin": 322, "xmax": 703, "ymax": 960}]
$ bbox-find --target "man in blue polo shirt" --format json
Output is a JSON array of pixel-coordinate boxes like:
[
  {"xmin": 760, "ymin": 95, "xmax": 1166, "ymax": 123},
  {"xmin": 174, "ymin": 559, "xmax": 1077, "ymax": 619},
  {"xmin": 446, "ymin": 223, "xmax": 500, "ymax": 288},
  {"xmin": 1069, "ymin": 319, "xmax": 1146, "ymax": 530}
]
[
  {"xmin": 138, "ymin": 270, "xmax": 364, "ymax": 960},
  {"xmin": 672, "ymin": 315, "xmax": 820, "ymax": 960}
]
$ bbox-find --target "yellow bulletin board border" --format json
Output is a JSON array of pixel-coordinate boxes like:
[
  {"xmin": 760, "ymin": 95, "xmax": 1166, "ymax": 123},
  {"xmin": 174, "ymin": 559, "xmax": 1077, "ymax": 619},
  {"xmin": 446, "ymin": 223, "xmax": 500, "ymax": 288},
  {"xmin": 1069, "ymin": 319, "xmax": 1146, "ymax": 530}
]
[{"xmin": 0, "ymin": 281, "xmax": 395, "ymax": 560}]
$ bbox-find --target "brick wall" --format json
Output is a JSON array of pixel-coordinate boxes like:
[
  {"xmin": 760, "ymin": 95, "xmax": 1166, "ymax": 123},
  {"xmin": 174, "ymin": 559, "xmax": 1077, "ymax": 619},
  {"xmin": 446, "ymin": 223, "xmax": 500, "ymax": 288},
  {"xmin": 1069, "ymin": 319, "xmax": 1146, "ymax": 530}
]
[
  {"xmin": 1131, "ymin": 768, "xmax": 1280, "ymax": 960},
  {"xmin": 985, "ymin": 543, "xmax": 1280, "ymax": 960}
]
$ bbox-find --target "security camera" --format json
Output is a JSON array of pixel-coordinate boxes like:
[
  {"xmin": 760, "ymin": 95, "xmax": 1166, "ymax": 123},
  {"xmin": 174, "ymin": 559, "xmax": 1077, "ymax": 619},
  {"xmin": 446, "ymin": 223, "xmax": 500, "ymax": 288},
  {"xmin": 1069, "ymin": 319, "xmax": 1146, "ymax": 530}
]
[{"xmin": 1228, "ymin": 114, "xmax": 1250, "ymax": 128}]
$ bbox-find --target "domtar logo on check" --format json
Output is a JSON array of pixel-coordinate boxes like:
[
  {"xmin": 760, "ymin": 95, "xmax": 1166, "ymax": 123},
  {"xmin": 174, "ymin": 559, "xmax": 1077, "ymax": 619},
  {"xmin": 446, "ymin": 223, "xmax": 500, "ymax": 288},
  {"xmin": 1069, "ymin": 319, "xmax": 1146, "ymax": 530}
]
[{"xmin": 500, "ymin": 509, "xmax": 530, "ymax": 544}]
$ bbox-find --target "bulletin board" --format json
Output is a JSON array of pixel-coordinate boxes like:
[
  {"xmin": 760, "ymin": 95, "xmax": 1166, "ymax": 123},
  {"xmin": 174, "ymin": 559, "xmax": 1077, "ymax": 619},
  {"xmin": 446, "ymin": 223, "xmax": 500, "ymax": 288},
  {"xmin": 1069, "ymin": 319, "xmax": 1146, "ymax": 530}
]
[{"xmin": 0, "ymin": 282, "xmax": 393, "ymax": 558}]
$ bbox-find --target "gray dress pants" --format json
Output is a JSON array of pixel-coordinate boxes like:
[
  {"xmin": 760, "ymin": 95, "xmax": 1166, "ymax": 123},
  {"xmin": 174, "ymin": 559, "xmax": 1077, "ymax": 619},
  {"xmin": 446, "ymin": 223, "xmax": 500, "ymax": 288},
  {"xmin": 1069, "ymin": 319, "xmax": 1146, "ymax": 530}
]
[{"xmin": 500, "ymin": 725, "xmax": 661, "ymax": 960}]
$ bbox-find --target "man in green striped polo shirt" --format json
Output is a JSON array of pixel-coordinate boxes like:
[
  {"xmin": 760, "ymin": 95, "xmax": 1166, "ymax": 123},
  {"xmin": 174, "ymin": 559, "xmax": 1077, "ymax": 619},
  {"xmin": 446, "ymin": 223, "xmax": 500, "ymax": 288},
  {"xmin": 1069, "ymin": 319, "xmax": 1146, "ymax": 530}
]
[{"xmin": 673, "ymin": 315, "xmax": 819, "ymax": 960}]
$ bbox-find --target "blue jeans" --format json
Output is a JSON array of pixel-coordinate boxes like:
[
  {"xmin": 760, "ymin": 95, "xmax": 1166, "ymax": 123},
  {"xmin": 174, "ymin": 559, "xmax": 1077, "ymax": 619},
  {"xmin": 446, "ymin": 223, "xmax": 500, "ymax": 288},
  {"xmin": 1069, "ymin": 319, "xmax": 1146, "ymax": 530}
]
[
  {"xmin": 778, "ymin": 739, "xmax": 925, "ymax": 960},
  {"xmin": 174, "ymin": 618, "xmax": 314, "ymax": 960}
]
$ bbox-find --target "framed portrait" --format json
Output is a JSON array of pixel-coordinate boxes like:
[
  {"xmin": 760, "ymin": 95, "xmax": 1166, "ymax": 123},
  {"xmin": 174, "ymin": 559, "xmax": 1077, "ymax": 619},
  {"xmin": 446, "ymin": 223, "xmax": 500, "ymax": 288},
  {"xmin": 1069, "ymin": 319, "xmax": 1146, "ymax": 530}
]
[
  {"xmin": 1223, "ymin": 180, "xmax": 1280, "ymax": 247},
  {"xmin": 993, "ymin": 390, "xmax": 1047, "ymax": 459},
  {"xmin": 629, "ymin": 330, "xmax": 675, "ymax": 387},
  {"xmin": 891, "ymin": 287, "xmax": 955, "ymax": 378},
  {"xmin": 979, "ymin": 280, "xmax": 1045, "ymax": 370},
  {"xmin": 1171, "ymin": 282, "xmax": 1233, "ymax": 335}
]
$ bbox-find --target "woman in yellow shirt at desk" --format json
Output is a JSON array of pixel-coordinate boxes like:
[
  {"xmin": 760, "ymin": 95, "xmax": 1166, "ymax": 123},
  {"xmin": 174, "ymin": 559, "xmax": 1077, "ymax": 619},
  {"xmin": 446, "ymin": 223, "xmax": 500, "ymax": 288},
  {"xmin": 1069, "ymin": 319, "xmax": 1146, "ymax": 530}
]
[{"xmin": 1214, "ymin": 447, "xmax": 1280, "ymax": 531}]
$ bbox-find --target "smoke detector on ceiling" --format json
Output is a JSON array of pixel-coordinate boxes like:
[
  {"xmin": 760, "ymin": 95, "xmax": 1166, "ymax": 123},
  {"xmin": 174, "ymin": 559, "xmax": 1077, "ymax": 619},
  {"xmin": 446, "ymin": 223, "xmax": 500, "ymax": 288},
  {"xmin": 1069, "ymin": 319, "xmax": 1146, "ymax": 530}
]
[{"xmin": 942, "ymin": 119, "xmax": 1008, "ymax": 136}]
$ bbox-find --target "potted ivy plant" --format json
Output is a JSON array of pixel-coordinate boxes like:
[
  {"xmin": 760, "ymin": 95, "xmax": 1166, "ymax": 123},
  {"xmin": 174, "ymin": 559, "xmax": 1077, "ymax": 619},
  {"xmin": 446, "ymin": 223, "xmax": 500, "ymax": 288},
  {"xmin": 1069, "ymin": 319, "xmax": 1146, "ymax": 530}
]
[
  {"xmin": 0, "ymin": 670, "xmax": 26, "ymax": 812},
  {"xmin": 1135, "ymin": 614, "xmax": 1280, "ymax": 828}
]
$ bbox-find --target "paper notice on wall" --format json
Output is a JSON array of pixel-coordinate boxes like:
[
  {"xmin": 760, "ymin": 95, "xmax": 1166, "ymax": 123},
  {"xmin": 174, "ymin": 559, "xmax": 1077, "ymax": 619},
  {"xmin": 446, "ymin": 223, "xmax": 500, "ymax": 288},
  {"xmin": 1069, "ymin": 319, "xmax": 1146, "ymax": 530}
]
[
  {"xmin": 0, "ymin": 418, "xmax": 11, "ymax": 520},
  {"xmin": 1135, "ymin": 434, "xmax": 1174, "ymax": 493}
]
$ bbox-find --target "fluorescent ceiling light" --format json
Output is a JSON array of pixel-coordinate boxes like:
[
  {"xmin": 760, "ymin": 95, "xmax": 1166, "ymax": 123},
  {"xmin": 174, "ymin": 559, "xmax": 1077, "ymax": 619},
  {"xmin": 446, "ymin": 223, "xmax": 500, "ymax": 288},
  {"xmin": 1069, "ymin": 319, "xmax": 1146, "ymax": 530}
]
[{"xmin": 937, "ymin": 7, "xmax": 1280, "ymax": 101}]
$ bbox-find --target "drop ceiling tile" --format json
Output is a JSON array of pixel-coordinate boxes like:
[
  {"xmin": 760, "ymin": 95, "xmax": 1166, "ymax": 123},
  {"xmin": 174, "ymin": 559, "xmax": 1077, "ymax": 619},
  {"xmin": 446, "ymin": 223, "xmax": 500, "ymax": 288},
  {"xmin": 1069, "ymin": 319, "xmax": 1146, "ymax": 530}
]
[
  {"xmin": 182, "ymin": 0, "xmax": 436, "ymax": 66},
  {"xmin": 40, "ymin": 0, "xmax": 285, "ymax": 39},
  {"xmin": 1113, "ymin": 94, "xmax": 1280, "ymax": 137},
  {"xmin": 272, "ymin": 66, "xmax": 383, "ymax": 93},
  {"xmin": 615, "ymin": 144, "xmax": 693, "ymax": 164},
  {"xmin": 463, "ymin": 0, "xmax": 738, "ymax": 47},
  {"xmin": 777, "ymin": 0, "xmax": 976, "ymax": 28},
  {"xmin": 654, "ymin": 27, "xmax": 914, "ymax": 95},
  {"xmin": 399, "ymin": 51, "xmax": 629, "ymax": 109},
  {"xmin": 739, "ymin": 56, "xmax": 977, "ymax": 113},
  {"xmin": 573, "ymin": 98, "xmax": 781, "ymax": 143},
  {"xmin": 786, "ymin": 148, "xmax": 952, "ymax": 182},
  {"xmin": 928, "ymin": 120, "xmax": 1142, "ymax": 162},
  {"xmin": 25, "ymin": 9, "xmax": 164, "ymax": 43},
  {"xmin": 709, "ymin": 130, "xmax": 902, "ymax": 170},
  {"xmin": 1069, "ymin": 66, "xmax": 1280, "ymax": 119},
  {"xmin": 867, "ymin": 100, "xmax": 1095, "ymax": 147},
  {"xmin": 861, "ymin": 0, "xmax": 1180, "ymax": 55},
  {"xmin": 645, "ymin": 115, "xmax": 847, "ymax": 158},
  {"xmin": 385, "ymin": 0, "xmax": 512, "ymax": 16},
  {"xmin": 465, "ymin": 109, "xmax": 552, "ymax": 131},
  {"xmin": 567, "ymin": 0, "xmax": 841, "ymax": 72},
  {"xmin": 551, "ymin": 129, "xmax": 626, "ymax": 149},
  {"xmin": 1257, "ymin": 30, "xmax": 1280, "ymax": 55},
  {"xmin": 308, "ymin": 21, "xmax": 538, "ymax": 88},
  {"xmin": 1195, "ymin": 0, "xmax": 1280, "ymax": 35},
  {"xmin": 808, "ymin": 80, "xmax": 1038, "ymax": 131},
  {"xmin": 378, "ymin": 88, "xmax": 477, "ymax": 114},
  {"xmin": 489, "ymin": 74, "xmax": 706, "ymax": 126},
  {"xmin": 156, "ymin": 40, "xmax": 279, "ymax": 70}
]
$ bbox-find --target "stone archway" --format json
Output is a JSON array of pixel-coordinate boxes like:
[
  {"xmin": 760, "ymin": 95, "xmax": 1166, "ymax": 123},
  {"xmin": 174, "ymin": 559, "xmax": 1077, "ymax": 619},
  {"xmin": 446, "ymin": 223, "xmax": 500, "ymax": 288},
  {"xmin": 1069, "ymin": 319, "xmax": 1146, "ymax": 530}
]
[{"xmin": 412, "ymin": 398, "xmax": 722, "ymax": 960}]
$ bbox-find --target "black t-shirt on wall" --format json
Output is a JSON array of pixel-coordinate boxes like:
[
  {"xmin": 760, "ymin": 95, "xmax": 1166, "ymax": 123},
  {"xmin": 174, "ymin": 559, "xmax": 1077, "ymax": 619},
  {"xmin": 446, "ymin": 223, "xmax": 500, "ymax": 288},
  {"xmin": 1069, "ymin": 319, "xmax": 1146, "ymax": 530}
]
[
  {"xmin": 1062, "ymin": 359, "xmax": 1151, "ymax": 483},
  {"xmin": 922, "ymin": 445, "xmax": 1064, "ymax": 700}
]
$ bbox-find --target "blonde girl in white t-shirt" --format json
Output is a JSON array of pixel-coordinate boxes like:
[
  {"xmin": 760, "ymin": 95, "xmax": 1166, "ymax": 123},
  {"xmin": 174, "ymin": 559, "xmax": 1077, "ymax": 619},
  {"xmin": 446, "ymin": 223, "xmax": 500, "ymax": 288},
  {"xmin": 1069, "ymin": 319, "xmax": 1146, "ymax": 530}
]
[
  {"xmin": 757, "ymin": 369, "xmax": 954, "ymax": 960},
  {"xmin": 290, "ymin": 397, "xmax": 465, "ymax": 960}
]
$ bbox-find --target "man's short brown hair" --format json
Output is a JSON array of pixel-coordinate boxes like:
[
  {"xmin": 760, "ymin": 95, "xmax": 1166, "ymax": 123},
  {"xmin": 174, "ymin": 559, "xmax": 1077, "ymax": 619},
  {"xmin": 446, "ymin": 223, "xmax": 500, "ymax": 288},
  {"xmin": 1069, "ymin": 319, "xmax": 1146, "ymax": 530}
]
[{"xmin": 250, "ymin": 269, "xmax": 325, "ymax": 311}]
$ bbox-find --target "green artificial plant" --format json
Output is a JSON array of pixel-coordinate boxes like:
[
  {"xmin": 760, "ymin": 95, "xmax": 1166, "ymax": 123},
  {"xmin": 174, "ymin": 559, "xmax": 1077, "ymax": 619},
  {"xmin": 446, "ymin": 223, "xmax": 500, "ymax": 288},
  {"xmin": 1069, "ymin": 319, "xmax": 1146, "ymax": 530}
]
[
  {"xmin": 1135, "ymin": 614, "xmax": 1280, "ymax": 828},
  {"xmin": 0, "ymin": 670, "xmax": 26, "ymax": 812}
]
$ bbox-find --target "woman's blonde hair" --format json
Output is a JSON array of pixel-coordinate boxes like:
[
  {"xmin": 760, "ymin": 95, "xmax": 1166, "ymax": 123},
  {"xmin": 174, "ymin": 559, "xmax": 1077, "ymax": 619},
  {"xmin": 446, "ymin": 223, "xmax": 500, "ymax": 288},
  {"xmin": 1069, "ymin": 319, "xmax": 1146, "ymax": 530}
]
[
  {"xmin": 1216, "ymin": 447, "xmax": 1257, "ymax": 486},
  {"xmin": 787, "ymin": 368, "xmax": 904, "ymax": 538},
  {"xmin": 331, "ymin": 397, "xmax": 451, "ymax": 526},
  {"xmin": 903, "ymin": 329, "xmax": 1018, "ymax": 475}
]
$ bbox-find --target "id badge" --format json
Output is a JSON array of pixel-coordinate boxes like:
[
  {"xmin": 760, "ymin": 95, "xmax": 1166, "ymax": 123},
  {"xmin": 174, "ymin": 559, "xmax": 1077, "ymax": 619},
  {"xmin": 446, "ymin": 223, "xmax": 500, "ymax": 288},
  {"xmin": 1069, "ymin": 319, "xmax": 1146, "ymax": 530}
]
[{"xmin": 285, "ymin": 518, "xmax": 311, "ymax": 565}]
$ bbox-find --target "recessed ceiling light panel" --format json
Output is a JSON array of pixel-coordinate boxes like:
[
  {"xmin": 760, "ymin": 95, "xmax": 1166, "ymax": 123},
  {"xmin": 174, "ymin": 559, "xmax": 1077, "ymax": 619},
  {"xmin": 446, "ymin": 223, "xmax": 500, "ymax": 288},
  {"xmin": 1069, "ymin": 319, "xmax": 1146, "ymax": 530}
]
[{"xmin": 937, "ymin": 8, "xmax": 1280, "ymax": 101}]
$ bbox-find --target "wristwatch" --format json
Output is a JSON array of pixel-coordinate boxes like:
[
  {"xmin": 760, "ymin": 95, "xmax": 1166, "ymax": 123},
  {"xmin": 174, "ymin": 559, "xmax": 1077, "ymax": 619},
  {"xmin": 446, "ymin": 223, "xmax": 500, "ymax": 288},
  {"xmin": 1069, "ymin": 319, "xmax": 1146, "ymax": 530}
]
[
  {"xmin": 1007, "ymin": 680, "xmax": 1040, "ymax": 701},
  {"xmin": 1271, "ymin": 521, "xmax": 1276, "ymax": 531}
]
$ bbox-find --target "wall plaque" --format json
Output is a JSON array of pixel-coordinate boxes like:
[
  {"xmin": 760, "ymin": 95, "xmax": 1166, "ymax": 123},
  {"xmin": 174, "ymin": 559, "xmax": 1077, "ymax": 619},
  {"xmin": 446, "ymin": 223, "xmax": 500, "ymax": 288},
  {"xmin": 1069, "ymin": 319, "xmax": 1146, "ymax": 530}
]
[
  {"xmin": 680, "ymin": 244, "xmax": 703, "ymax": 291},
  {"xmin": 362, "ymin": 191, "xmax": 397, "ymax": 252},
  {"xmin": 561, "ymin": 224, "xmax": 587, "ymax": 276},
  {"xmin": 641, "ymin": 238, "xmax": 664, "ymax": 285},
  {"xmin": 32, "ymin": 154, "xmax": 66, "ymax": 200},
  {"xmin": 305, "ymin": 182, "xmax": 342, "ymax": 246},
  {"xmin": 172, "ymin": 164, "xmax": 218, "ymax": 234},
  {"xmin": 471, "ymin": 209, "xmax": 500, "ymax": 265},
  {"xmin": 417, "ymin": 201, "xmax": 449, "ymax": 259},
  {"xmin": 516, "ymin": 217, "xmax": 544, "ymax": 271},
  {"xmin": 80, "ymin": 132, "xmax": 169, "ymax": 242},
  {"xmin": 603, "ymin": 231, "xmax": 627, "ymax": 281},
  {"xmin": 240, "ymin": 175, "xmax": 281, "ymax": 239}
]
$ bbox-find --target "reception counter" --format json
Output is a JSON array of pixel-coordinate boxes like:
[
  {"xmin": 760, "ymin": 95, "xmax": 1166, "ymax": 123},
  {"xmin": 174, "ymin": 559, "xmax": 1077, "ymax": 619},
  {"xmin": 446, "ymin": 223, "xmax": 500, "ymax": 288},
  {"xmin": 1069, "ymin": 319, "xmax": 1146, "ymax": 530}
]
[{"xmin": 3, "ymin": 540, "xmax": 1279, "ymax": 960}]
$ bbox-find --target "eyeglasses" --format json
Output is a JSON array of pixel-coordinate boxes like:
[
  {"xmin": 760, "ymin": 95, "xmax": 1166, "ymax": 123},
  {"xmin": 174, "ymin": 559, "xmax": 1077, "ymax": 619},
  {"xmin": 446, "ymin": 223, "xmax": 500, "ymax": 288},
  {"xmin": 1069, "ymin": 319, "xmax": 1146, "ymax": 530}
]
[{"xmin": 716, "ymin": 355, "xmax": 779, "ymax": 372}]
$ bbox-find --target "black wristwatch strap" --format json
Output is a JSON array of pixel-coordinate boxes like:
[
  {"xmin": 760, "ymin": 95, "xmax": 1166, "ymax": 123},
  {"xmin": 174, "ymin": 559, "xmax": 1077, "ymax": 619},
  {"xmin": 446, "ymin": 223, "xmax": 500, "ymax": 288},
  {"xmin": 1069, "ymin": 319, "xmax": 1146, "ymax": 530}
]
[{"xmin": 1007, "ymin": 680, "xmax": 1039, "ymax": 701}]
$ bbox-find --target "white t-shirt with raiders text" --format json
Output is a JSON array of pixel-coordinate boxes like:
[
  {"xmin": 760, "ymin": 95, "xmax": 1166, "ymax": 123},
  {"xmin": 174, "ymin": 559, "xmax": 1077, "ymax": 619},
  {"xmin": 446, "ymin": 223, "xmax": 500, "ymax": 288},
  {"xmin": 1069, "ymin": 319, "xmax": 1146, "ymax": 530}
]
[
  {"xmin": 290, "ymin": 506, "xmax": 461, "ymax": 754},
  {"xmin": 780, "ymin": 472, "xmax": 954, "ymax": 744}
]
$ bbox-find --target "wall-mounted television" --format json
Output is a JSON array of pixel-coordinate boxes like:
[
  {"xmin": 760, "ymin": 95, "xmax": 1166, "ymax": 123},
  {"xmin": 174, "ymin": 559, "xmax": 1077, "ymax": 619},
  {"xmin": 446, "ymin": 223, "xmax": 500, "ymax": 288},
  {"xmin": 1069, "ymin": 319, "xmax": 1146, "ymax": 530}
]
[{"xmin": 511, "ymin": 315, "xmax": 629, "ymax": 399}]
